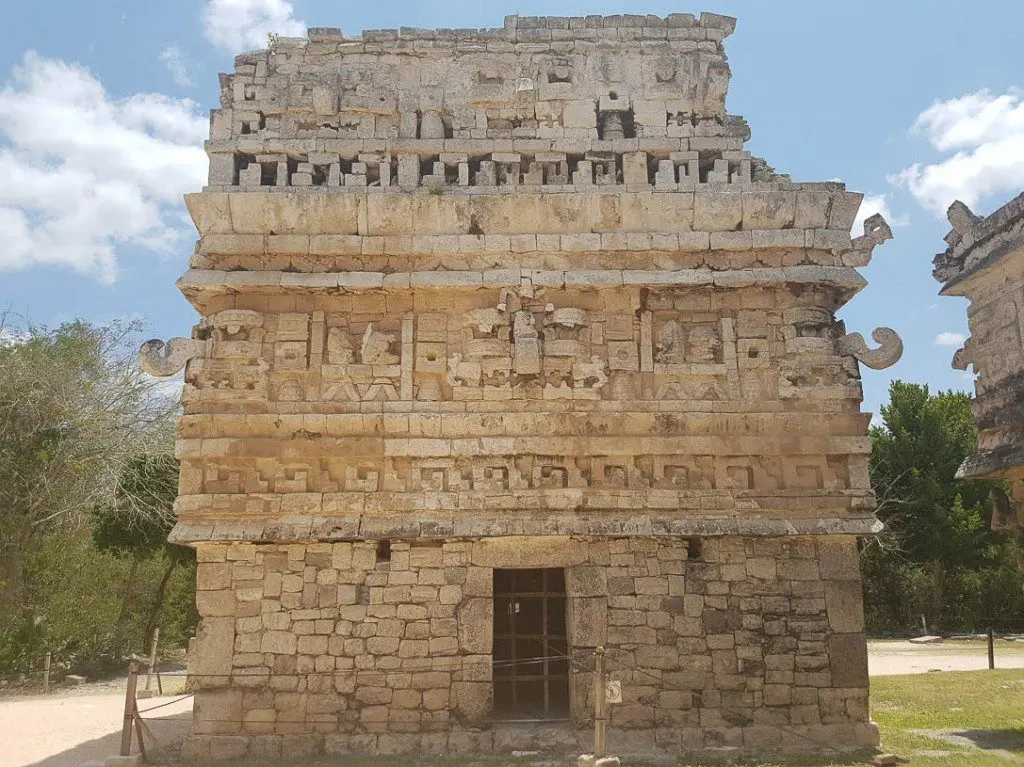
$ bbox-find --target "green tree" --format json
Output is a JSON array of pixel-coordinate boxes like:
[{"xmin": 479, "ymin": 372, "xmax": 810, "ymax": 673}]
[
  {"xmin": 92, "ymin": 453, "xmax": 191, "ymax": 657},
  {"xmin": 0, "ymin": 318, "xmax": 174, "ymax": 633},
  {"xmin": 868, "ymin": 381, "xmax": 1005, "ymax": 629}
]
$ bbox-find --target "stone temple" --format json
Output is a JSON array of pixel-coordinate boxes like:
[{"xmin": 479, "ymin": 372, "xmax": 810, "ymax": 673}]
[
  {"xmin": 934, "ymin": 194, "xmax": 1024, "ymax": 534},
  {"xmin": 142, "ymin": 12, "xmax": 901, "ymax": 760}
]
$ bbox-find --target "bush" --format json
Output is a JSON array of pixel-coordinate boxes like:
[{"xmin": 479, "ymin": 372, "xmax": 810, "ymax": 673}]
[
  {"xmin": 160, "ymin": 560, "xmax": 200, "ymax": 652},
  {"xmin": 862, "ymin": 541, "xmax": 1024, "ymax": 634},
  {"xmin": 862, "ymin": 547, "xmax": 933, "ymax": 633},
  {"xmin": 943, "ymin": 565, "xmax": 1024, "ymax": 633},
  {"xmin": 0, "ymin": 530, "xmax": 198, "ymax": 678}
]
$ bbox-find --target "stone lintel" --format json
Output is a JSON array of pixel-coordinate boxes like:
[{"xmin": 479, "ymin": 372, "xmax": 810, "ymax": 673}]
[{"xmin": 177, "ymin": 410, "xmax": 874, "ymax": 438}]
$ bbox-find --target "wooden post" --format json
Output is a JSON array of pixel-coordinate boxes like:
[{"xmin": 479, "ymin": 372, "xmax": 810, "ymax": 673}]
[
  {"xmin": 988, "ymin": 627, "xmax": 995, "ymax": 669},
  {"xmin": 120, "ymin": 659, "xmax": 139, "ymax": 757},
  {"xmin": 593, "ymin": 646, "xmax": 607, "ymax": 759},
  {"xmin": 43, "ymin": 652, "xmax": 51, "ymax": 694},
  {"xmin": 133, "ymin": 700, "xmax": 149, "ymax": 760},
  {"xmin": 145, "ymin": 628, "xmax": 160, "ymax": 692}
]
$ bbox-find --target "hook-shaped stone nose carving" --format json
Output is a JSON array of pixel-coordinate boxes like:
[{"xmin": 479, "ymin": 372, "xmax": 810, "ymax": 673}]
[
  {"xmin": 139, "ymin": 338, "xmax": 204, "ymax": 377},
  {"xmin": 835, "ymin": 327, "xmax": 903, "ymax": 370}
]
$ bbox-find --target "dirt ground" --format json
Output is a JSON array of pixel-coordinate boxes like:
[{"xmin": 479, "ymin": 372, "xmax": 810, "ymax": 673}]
[
  {"xmin": 867, "ymin": 639, "xmax": 1024, "ymax": 676},
  {"xmin": 0, "ymin": 691, "xmax": 192, "ymax": 767},
  {"xmin": 3, "ymin": 641, "xmax": 1023, "ymax": 767}
]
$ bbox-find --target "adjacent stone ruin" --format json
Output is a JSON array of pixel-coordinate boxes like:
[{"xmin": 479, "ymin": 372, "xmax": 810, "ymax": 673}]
[
  {"xmin": 142, "ymin": 12, "xmax": 900, "ymax": 760},
  {"xmin": 934, "ymin": 193, "xmax": 1024, "ymax": 533}
]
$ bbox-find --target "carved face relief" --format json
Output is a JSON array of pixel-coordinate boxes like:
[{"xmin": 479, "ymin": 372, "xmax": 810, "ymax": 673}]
[
  {"xmin": 277, "ymin": 378, "xmax": 305, "ymax": 402},
  {"xmin": 211, "ymin": 309, "xmax": 264, "ymax": 341},
  {"xmin": 326, "ymin": 327, "xmax": 355, "ymax": 365},
  {"xmin": 687, "ymin": 325, "xmax": 721, "ymax": 363},
  {"xmin": 548, "ymin": 64, "xmax": 572, "ymax": 84},
  {"xmin": 654, "ymin": 61, "xmax": 677, "ymax": 84},
  {"xmin": 512, "ymin": 310, "xmax": 541, "ymax": 376},
  {"xmin": 360, "ymin": 325, "xmax": 399, "ymax": 365},
  {"xmin": 655, "ymin": 320, "xmax": 687, "ymax": 364},
  {"xmin": 477, "ymin": 68, "xmax": 504, "ymax": 86}
]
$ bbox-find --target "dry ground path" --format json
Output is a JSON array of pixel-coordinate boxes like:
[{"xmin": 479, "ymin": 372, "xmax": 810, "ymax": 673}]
[
  {"xmin": 3, "ymin": 641, "xmax": 1023, "ymax": 767},
  {"xmin": 0, "ymin": 681, "xmax": 192, "ymax": 767},
  {"xmin": 868, "ymin": 639, "xmax": 1024, "ymax": 676}
]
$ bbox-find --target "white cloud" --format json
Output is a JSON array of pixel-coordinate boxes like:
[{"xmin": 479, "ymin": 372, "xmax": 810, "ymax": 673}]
[
  {"xmin": 144, "ymin": 370, "xmax": 185, "ymax": 406},
  {"xmin": 891, "ymin": 88, "xmax": 1024, "ymax": 216},
  {"xmin": 851, "ymin": 193, "xmax": 909, "ymax": 235},
  {"xmin": 159, "ymin": 45, "xmax": 193, "ymax": 87},
  {"xmin": 201, "ymin": 0, "xmax": 306, "ymax": 54},
  {"xmin": 935, "ymin": 331, "xmax": 967, "ymax": 347},
  {"xmin": 0, "ymin": 52, "xmax": 208, "ymax": 282},
  {"xmin": 0, "ymin": 328, "xmax": 30, "ymax": 348}
]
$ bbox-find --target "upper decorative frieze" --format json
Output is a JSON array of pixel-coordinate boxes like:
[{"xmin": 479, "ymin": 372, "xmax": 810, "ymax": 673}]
[{"xmin": 205, "ymin": 14, "xmax": 769, "ymax": 190}]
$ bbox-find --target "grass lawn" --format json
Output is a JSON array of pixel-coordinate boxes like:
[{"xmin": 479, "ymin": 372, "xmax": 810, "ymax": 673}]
[
  {"xmin": 194, "ymin": 669, "xmax": 1024, "ymax": 767},
  {"xmin": 868, "ymin": 668, "xmax": 1024, "ymax": 766}
]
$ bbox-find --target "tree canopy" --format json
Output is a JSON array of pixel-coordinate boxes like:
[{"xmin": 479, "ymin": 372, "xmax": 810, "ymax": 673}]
[
  {"xmin": 865, "ymin": 380, "xmax": 1021, "ymax": 630},
  {"xmin": 0, "ymin": 318, "xmax": 192, "ymax": 673}
]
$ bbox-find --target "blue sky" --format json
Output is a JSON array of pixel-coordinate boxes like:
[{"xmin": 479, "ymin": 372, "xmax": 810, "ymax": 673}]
[{"xmin": 2, "ymin": 0, "xmax": 1023, "ymax": 417}]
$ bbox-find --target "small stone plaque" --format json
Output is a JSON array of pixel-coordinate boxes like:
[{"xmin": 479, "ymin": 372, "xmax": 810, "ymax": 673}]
[{"xmin": 605, "ymin": 680, "xmax": 622, "ymax": 704}]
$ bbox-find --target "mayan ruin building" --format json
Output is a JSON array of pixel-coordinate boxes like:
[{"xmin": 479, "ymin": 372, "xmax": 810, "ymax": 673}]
[
  {"xmin": 934, "ymin": 193, "xmax": 1024, "ymax": 534},
  {"xmin": 141, "ymin": 12, "xmax": 902, "ymax": 759}
]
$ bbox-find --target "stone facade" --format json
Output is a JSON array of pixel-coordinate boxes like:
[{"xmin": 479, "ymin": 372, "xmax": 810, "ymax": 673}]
[
  {"xmin": 142, "ymin": 12, "xmax": 899, "ymax": 760},
  {"xmin": 933, "ymin": 193, "xmax": 1024, "ymax": 532}
]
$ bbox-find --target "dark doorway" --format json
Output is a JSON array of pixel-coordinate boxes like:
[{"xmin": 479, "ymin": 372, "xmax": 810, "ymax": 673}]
[{"xmin": 492, "ymin": 568, "xmax": 570, "ymax": 720}]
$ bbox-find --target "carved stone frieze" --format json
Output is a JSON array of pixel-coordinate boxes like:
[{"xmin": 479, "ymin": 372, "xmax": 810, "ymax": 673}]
[{"xmin": 179, "ymin": 451, "xmax": 860, "ymax": 497}]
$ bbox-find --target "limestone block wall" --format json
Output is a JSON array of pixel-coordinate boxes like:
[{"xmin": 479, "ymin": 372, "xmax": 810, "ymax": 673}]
[
  {"xmin": 185, "ymin": 535, "xmax": 873, "ymax": 758},
  {"xmin": 183, "ymin": 186, "xmax": 883, "ymax": 274},
  {"xmin": 138, "ymin": 12, "xmax": 904, "ymax": 761}
]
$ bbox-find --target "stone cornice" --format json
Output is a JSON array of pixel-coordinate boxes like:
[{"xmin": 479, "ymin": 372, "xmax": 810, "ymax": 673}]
[
  {"xmin": 168, "ymin": 513, "xmax": 882, "ymax": 545},
  {"xmin": 177, "ymin": 266, "xmax": 867, "ymax": 306},
  {"xmin": 934, "ymin": 193, "xmax": 1024, "ymax": 292}
]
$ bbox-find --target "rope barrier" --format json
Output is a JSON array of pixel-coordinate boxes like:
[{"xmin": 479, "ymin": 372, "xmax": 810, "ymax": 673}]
[
  {"xmin": 150, "ymin": 651, "xmax": 574, "ymax": 680},
  {"xmin": 138, "ymin": 692, "xmax": 195, "ymax": 714}
]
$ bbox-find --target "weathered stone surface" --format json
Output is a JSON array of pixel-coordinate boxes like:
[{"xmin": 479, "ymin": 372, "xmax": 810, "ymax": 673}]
[
  {"xmin": 828, "ymin": 633, "xmax": 869, "ymax": 688},
  {"xmin": 150, "ymin": 11, "xmax": 887, "ymax": 762},
  {"xmin": 190, "ymin": 617, "xmax": 234, "ymax": 679},
  {"xmin": 933, "ymin": 193, "xmax": 1024, "ymax": 534},
  {"xmin": 824, "ymin": 581, "xmax": 866, "ymax": 634},
  {"xmin": 456, "ymin": 598, "xmax": 493, "ymax": 654},
  {"xmin": 568, "ymin": 597, "xmax": 608, "ymax": 646}
]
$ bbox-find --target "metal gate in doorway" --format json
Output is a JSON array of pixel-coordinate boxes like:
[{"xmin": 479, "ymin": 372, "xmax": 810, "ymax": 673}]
[{"xmin": 492, "ymin": 567, "xmax": 570, "ymax": 721}]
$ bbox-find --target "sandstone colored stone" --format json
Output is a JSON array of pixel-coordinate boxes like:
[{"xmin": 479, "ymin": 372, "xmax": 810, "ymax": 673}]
[
  {"xmin": 196, "ymin": 589, "xmax": 236, "ymax": 617},
  {"xmin": 155, "ymin": 11, "xmax": 890, "ymax": 761}
]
